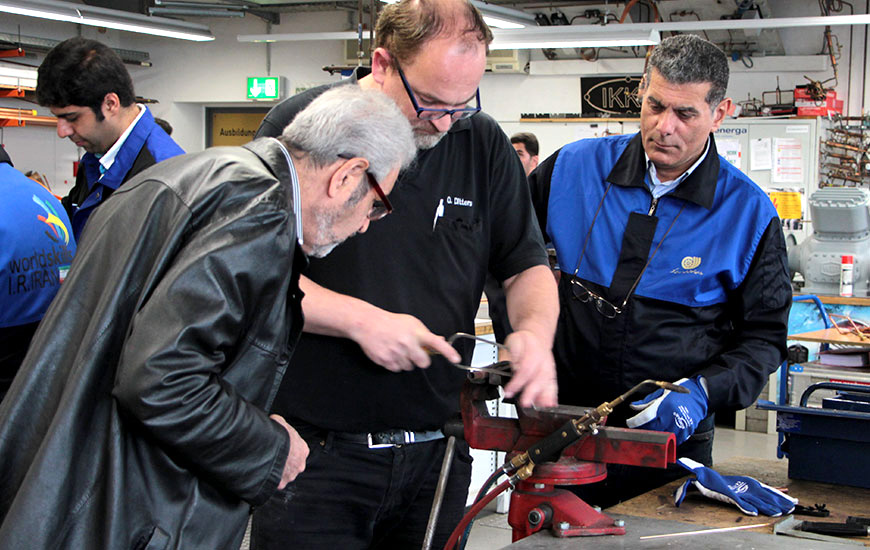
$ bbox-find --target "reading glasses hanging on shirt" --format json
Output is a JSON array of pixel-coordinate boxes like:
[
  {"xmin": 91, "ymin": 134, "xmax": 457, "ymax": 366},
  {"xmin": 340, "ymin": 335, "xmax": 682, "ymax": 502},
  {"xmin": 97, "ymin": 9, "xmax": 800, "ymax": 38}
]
[{"xmin": 569, "ymin": 183, "xmax": 687, "ymax": 319}]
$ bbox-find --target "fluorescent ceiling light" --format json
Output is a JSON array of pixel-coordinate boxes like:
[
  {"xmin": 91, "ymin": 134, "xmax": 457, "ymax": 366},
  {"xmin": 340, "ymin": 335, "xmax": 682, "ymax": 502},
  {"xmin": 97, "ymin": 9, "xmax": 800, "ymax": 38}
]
[
  {"xmin": 238, "ymin": 30, "xmax": 360, "ymax": 43},
  {"xmin": 491, "ymin": 28, "xmax": 660, "ymax": 50},
  {"xmin": 0, "ymin": 0, "xmax": 215, "ymax": 41},
  {"xmin": 0, "ymin": 65, "xmax": 38, "ymax": 79},
  {"xmin": 636, "ymin": 13, "xmax": 870, "ymax": 32},
  {"xmin": 483, "ymin": 16, "xmax": 525, "ymax": 30},
  {"xmin": 470, "ymin": 1, "xmax": 535, "ymax": 29},
  {"xmin": 0, "ymin": 64, "xmax": 38, "ymax": 88}
]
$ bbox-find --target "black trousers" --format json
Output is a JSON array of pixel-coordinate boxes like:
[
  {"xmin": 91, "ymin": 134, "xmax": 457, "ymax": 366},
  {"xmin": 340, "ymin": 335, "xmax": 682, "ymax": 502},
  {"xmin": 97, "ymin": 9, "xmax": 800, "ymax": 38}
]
[
  {"xmin": 566, "ymin": 415, "xmax": 715, "ymax": 509},
  {"xmin": 251, "ymin": 426, "xmax": 473, "ymax": 550}
]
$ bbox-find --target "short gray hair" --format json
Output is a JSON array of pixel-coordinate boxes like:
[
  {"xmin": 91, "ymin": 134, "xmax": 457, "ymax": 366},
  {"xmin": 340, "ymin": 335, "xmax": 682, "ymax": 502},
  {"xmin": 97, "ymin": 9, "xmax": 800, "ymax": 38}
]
[
  {"xmin": 280, "ymin": 85, "xmax": 416, "ymax": 181},
  {"xmin": 644, "ymin": 34, "xmax": 729, "ymax": 109}
]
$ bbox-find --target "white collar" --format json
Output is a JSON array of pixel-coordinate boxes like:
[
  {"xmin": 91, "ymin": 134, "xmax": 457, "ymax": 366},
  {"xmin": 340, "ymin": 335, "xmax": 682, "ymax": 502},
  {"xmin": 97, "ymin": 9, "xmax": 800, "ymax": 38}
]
[
  {"xmin": 98, "ymin": 104, "xmax": 146, "ymax": 172},
  {"xmin": 644, "ymin": 136, "xmax": 711, "ymax": 187},
  {"xmin": 272, "ymin": 138, "xmax": 304, "ymax": 247}
]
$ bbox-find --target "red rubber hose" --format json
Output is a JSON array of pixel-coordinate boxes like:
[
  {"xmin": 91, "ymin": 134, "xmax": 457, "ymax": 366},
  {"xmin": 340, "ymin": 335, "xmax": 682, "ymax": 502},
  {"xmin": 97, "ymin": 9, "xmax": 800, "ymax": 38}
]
[{"xmin": 443, "ymin": 479, "xmax": 513, "ymax": 550}]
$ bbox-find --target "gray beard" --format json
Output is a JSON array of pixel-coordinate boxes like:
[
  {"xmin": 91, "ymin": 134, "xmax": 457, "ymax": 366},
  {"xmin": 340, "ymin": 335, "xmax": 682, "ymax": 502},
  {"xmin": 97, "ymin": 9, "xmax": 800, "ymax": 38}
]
[
  {"xmin": 415, "ymin": 130, "xmax": 446, "ymax": 150},
  {"xmin": 306, "ymin": 205, "xmax": 344, "ymax": 258},
  {"xmin": 308, "ymin": 241, "xmax": 341, "ymax": 258}
]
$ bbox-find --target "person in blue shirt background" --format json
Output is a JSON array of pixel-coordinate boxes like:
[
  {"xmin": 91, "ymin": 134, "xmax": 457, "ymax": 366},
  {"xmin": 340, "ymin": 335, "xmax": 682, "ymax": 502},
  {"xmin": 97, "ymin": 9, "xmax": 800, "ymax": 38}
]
[
  {"xmin": 0, "ymin": 146, "xmax": 76, "ymax": 402},
  {"xmin": 36, "ymin": 37, "xmax": 183, "ymax": 240}
]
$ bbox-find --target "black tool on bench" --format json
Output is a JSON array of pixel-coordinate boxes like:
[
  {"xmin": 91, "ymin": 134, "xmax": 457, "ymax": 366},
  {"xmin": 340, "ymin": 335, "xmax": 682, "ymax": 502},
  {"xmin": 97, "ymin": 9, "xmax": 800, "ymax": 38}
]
[
  {"xmin": 799, "ymin": 521, "xmax": 869, "ymax": 537},
  {"xmin": 793, "ymin": 503, "xmax": 830, "ymax": 517}
]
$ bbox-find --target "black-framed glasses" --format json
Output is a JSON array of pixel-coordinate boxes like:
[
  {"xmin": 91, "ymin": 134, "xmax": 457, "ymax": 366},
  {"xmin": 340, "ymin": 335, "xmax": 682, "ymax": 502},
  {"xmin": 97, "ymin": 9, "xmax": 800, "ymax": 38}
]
[
  {"xmin": 570, "ymin": 183, "xmax": 686, "ymax": 318},
  {"xmin": 338, "ymin": 153, "xmax": 393, "ymax": 220},
  {"xmin": 364, "ymin": 171, "xmax": 393, "ymax": 220},
  {"xmin": 395, "ymin": 63, "xmax": 481, "ymax": 121}
]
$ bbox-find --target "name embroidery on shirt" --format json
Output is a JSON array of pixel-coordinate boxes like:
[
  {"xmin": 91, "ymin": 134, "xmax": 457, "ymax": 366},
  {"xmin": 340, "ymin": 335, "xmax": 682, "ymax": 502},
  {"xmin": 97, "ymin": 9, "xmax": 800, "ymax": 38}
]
[{"xmin": 446, "ymin": 196, "xmax": 473, "ymax": 207}]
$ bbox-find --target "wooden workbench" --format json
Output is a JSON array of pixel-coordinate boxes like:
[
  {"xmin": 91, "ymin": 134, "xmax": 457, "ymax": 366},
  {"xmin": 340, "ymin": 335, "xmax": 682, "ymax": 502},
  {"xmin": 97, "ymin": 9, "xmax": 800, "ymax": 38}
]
[
  {"xmin": 504, "ymin": 456, "xmax": 870, "ymax": 548},
  {"xmin": 788, "ymin": 327, "xmax": 870, "ymax": 347}
]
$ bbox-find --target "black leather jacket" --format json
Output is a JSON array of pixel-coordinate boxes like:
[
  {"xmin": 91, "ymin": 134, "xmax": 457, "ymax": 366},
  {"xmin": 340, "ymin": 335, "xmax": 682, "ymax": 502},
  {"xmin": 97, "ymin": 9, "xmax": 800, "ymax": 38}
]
[{"xmin": 0, "ymin": 139, "xmax": 305, "ymax": 550}]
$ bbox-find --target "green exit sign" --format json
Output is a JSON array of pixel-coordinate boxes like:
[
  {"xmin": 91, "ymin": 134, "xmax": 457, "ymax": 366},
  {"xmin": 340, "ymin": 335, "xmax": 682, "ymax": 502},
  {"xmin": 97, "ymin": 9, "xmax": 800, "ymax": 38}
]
[{"xmin": 247, "ymin": 77, "xmax": 280, "ymax": 100}]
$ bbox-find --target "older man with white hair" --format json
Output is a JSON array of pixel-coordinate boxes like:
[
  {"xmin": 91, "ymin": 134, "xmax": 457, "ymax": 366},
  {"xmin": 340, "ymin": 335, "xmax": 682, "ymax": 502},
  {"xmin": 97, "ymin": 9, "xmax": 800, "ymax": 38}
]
[{"xmin": 0, "ymin": 85, "xmax": 417, "ymax": 550}]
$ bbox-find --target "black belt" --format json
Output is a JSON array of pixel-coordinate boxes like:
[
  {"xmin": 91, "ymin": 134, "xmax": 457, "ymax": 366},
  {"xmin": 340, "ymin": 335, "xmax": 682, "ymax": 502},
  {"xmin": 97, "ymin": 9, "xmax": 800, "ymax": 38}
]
[{"xmin": 333, "ymin": 429, "xmax": 445, "ymax": 448}]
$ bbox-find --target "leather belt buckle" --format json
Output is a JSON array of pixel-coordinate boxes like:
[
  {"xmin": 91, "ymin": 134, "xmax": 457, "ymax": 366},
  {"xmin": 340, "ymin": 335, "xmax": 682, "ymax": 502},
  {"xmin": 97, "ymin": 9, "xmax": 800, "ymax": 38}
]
[{"xmin": 366, "ymin": 430, "xmax": 412, "ymax": 448}]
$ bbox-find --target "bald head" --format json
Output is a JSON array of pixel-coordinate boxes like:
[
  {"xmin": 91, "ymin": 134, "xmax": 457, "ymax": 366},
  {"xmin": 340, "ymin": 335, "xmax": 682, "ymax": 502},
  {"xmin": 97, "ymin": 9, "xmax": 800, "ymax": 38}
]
[{"xmin": 375, "ymin": 0, "xmax": 493, "ymax": 68}]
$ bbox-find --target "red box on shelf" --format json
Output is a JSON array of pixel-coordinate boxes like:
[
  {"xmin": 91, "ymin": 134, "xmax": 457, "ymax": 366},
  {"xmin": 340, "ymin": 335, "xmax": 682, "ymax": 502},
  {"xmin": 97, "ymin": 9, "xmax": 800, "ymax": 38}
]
[{"xmin": 795, "ymin": 86, "xmax": 843, "ymax": 116}]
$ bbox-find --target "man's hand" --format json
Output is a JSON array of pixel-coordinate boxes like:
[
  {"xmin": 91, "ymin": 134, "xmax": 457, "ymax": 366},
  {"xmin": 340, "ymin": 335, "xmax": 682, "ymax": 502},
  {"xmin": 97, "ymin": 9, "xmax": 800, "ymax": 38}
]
[
  {"xmin": 626, "ymin": 377, "xmax": 708, "ymax": 445},
  {"xmin": 348, "ymin": 310, "xmax": 461, "ymax": 372},
  {"xmin": 270, "ymin": 414, "xmax": 309, "ymax": 490},
  {"xmin": 502, "ymin": 329, "xmax": 558, "ymax": 408}
]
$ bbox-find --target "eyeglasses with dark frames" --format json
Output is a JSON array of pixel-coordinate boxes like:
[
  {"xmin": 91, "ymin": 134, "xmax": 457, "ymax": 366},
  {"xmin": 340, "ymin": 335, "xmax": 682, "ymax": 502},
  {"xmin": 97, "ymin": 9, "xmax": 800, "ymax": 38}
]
[
  {"xmin": 570, "ymin": 183, "xmax": 686, "ymax": 318},
  {"xmin": 338, "ymin": 154, "xmax": 394, "ymax": 220},
  {"xmin": 364, "ymin": 171, "xmax": 393, "ymax": 220},
  {"xmin": 395, "ymin": 62, "xmax": 481, "ymax": 121}
]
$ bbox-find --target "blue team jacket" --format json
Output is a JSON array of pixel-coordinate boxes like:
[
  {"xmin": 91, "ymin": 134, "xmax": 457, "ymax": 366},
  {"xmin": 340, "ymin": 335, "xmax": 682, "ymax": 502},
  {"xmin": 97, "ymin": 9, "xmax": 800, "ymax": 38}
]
[
  {"xmin": 530, "ymin": 133, "xmax": 791, "ymax": 418},
  {"xmin": 64, "ymin": 107, "xmax": 183, "ymax": 240}
]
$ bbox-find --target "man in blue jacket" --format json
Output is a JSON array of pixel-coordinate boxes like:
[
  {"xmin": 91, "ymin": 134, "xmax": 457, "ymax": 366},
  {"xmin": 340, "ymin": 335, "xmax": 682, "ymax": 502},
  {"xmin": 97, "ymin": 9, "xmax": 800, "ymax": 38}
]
[
  {"xmin": 0, "ymin": 146, "xmax": 75, "ymax": 402},
  {"xmin": 530, "ymin": 34, "xmax": 791, "ymax": 506},
  {"xmin": 37, "ymin": 37, "xmax": 183, "ymax": 240}
]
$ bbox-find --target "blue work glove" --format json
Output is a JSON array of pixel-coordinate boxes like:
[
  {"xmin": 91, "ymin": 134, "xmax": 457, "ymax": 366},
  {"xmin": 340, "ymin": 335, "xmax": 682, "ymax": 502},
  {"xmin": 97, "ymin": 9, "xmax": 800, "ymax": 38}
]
[
  {"xmin": 625, "ymin": 377, "xmax": 708, "ymax": 445},
  {"xmin": 674, "ymin": 458, "xmax": 797, "ymax": 516}
]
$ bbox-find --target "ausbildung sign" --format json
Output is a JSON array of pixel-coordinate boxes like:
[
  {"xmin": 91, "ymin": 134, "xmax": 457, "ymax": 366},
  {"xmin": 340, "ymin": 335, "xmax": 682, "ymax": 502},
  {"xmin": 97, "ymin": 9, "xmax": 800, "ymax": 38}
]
[{"xmin": 247, "ymin": 77, "xmax": 280, "ymax": 100}]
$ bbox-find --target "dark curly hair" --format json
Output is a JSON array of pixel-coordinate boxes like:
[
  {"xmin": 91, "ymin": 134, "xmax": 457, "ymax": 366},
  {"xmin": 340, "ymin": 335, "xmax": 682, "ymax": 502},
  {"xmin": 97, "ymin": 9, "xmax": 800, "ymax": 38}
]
[{"xmin": 37, "ymin": 37, "xmax": 135, "ymax": 120}]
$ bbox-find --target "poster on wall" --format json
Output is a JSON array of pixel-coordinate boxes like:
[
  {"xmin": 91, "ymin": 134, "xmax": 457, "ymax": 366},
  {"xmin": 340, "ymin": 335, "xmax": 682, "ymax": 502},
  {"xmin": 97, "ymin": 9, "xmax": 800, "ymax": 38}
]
[
  {"xmin": 768, "ymin": 187, "xmax": 804, "ymax": 231},
  {"xmin": 207, "ymin": 108, "xmax": 271, "ymax": 147},
  {"xmin": 772, "ymin": 137, "xmax": 804, "ymax": 184},
  {"xmin": 750, "ymin": 138, "xmax": 772, "ymax": 171},
  {"xmin": 717, "ymin": 138, "xmax": 742, "ymax": 170},
  {"xmin": 580, "ymin": 76, "xmax": 642, "ymax": 117}
]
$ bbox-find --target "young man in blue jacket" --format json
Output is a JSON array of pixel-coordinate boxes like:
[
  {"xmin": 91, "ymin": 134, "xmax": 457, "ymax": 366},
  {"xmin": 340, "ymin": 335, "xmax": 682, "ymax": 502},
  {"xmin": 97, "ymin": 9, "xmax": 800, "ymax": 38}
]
[
  {"xmin": 37, "ymin": 37, "xmax": 183, "ymax": 240},
  {"xmin": 530, "ymin": 34, "xmax": 791, "ymax": 507}
]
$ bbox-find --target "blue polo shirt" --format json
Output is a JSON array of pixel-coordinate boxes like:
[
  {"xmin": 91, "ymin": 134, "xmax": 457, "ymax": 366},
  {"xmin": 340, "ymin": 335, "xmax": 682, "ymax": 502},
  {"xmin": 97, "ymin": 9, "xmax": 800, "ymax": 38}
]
[{"xmin": 1, "ymin": 163, "xmax": 76, "ymax": 328}]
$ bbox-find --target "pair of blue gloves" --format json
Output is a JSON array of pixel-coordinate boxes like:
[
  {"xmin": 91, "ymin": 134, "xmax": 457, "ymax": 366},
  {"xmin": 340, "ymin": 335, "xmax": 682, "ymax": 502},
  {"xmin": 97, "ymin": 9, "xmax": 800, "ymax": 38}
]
[
  {"xmin": 674, "ymin": 458, "xmax": 798, "ymax": 516},
  {"xmin": 623, "ymin": 377, "xmax": 797, "ymax": 517}
]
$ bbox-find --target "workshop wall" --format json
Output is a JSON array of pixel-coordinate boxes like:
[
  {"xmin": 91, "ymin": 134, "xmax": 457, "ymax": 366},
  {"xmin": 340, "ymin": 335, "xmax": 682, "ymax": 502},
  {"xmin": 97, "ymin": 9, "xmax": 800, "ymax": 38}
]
[{"xmin": 1, "ymin": 1, "xmax": 868, "ymax": 191}]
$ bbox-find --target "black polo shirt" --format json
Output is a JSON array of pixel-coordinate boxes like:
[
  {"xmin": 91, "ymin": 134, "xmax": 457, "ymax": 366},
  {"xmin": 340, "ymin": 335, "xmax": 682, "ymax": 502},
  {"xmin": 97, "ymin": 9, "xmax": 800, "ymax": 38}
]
[{"xmin": 256, "ymin": 81, "xmax": 548, "ymax": 432}]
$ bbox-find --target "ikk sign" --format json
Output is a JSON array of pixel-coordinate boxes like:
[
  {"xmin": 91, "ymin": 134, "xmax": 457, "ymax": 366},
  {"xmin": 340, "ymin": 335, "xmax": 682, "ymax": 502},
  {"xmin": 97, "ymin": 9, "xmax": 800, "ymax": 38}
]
[
  {"xmin": 247, "ymin": 77, "xmax": 280, "ymax": 100},
  {"xmin": 581, "ymin": 76, "xmax": 642, "ymax": 117}
]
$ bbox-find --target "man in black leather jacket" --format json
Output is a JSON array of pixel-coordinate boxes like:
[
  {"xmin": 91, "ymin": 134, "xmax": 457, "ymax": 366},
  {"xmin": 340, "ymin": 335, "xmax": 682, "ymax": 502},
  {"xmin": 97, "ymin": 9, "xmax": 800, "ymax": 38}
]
[{"xmin": 0, "ymin": 86, "xmax": 416, "ymax": 550}]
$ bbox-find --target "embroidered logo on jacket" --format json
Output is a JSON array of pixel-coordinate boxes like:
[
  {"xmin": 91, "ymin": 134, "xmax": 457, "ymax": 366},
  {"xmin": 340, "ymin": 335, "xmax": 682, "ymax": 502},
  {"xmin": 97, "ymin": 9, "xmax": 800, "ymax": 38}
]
[
  {"xmin": 671, "ymin": 256, "xmax": 703, "ymax": 276},
  {"xmin": 681, "ymin": 256, "xmax": 702, "ymax": 270}
]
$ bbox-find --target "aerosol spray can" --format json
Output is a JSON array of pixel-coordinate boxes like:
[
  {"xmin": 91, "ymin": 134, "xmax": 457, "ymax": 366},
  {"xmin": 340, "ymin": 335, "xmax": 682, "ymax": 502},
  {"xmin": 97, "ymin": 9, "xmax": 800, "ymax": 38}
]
[{"xmin": 840, "ymin": 255, "xmax": 854, "ymax": 298}]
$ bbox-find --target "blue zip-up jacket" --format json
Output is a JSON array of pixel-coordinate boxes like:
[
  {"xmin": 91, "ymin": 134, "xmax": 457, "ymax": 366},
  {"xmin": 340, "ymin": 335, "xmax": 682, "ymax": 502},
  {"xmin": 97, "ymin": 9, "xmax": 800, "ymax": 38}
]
[
  {"xmin": 530, "ymin": 133, "xmax": 790, "ymax": 422},
  {"xmin": 62, "ymin": 106, "xmax": 184, "ymax": 240}
]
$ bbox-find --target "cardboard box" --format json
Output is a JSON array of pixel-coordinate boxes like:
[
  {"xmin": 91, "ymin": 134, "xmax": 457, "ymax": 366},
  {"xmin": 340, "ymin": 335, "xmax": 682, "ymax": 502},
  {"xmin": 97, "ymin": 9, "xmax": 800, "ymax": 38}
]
[{"xmin": 795, "ymin": 86, "xmax": 843, "ymax": 116}]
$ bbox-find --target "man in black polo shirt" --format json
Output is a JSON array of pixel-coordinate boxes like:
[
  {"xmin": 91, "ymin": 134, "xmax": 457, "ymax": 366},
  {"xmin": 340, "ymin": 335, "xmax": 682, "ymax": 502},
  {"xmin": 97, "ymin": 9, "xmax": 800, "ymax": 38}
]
[{"xmin": 250, "ymin": 1, "xmax": 558, "ymax": 548}]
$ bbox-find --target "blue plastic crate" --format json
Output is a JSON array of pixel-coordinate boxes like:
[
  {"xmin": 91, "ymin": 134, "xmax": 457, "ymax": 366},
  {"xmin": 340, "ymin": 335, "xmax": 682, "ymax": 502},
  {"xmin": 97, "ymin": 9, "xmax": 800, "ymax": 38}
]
[{"xmin": 758, "ymin": 382, "xmax": 870, "ymax": 489}]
